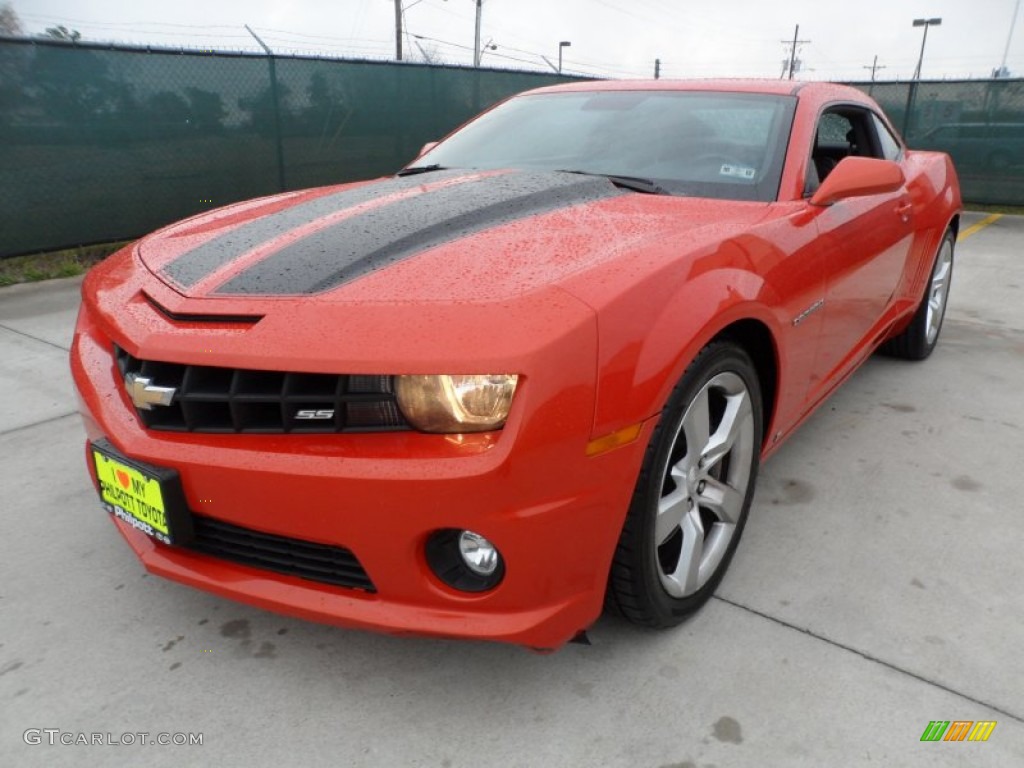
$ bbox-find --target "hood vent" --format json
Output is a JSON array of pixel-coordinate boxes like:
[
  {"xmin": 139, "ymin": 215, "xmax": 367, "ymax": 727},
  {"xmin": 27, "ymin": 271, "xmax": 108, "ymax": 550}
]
[{"xmin": 143, "ymin": 292, "xmax": 263, "ymax": 326}]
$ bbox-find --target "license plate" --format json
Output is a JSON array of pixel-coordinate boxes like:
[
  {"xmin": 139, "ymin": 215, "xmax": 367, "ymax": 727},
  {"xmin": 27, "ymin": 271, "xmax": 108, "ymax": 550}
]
[{"xmin": 91, "ymin": 440, "xmax": 193, "ymax": 546}]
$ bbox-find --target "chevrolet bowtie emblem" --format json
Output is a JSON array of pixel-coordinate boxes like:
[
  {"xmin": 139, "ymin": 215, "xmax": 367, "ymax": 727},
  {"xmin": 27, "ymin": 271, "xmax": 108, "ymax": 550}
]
[{"xmin": 125, "ymin": 373, "xmax": 176, "ymax": 410}]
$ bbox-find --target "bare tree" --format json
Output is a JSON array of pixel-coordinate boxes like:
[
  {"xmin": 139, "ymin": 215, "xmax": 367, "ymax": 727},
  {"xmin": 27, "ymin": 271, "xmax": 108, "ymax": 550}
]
[
  {"xmin": 0, "ymin": 3, "xmax": 23, "ymax": 35},
  {"xmin": 413, "ymin": 40, "xmax": 445, "ymax": 65},
  {"xmin": 43, "ymin": 25, "xmax": 81, "ymax": 42}
]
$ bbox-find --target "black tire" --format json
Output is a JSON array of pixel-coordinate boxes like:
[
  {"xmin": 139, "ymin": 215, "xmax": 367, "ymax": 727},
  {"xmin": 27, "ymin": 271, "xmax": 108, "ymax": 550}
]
[
  {"xmin": 606, "ymin": 341, "xmax": 763, "ymax": 628},
  {"xmin": 881, "ymin": 228, "xmax": 955, "ymax": 360}
]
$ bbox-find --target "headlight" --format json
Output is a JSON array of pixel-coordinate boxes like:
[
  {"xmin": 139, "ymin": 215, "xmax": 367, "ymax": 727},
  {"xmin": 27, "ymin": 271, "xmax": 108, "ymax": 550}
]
[{"xmin": 395, "ymin": 374, "xmax": 518, "ymax": 433}]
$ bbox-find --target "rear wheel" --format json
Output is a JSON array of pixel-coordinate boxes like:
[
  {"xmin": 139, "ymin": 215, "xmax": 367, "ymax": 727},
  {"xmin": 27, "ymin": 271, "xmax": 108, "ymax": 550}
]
[
  {"xmin": 882, "ymin": 228, "xmax": 955, "ymax": 360},
  {"xmin": 606, "ymin": 341, "xmax": 763, "ymax": 627}
]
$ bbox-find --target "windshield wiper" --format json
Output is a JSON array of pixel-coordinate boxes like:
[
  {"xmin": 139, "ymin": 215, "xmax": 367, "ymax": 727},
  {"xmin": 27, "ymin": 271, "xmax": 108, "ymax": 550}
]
[
  {"xmin": 396, "ymin": 164, "xmax": 448, "ymax": 177},
  {"xmin": 556, "ymin": 169, "xmax": 669, "ymax": 195}
]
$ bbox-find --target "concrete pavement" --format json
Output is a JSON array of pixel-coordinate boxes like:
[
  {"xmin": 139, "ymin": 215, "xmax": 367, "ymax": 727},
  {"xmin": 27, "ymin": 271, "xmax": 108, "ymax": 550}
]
[{"xmin": 1, "ymin": 214, "xmax": 1022, "ymax": 766}]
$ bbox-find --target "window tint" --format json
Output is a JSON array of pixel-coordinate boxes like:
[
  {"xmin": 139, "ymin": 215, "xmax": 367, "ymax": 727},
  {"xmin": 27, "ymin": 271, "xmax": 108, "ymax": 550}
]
[{"xmin": 872, "ymin": 114, "xmax": 902, "ymax": 161}]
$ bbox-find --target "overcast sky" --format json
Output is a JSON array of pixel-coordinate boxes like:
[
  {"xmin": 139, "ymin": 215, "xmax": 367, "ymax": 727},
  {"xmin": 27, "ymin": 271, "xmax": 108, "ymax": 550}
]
[{"xmin": 12, "ymin": 0, "xmax": 1024, "ymax": 81}]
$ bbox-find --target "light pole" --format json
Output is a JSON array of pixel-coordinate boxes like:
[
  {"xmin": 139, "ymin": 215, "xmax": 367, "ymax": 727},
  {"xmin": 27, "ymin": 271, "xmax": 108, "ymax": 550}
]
[
  {"xmin": 473, "ymin": 0, "xmax": 483, "ymax": 67},
  {"xmin": 998, "ymin": 0, "xmax": 1021, "ymax": 77},
  {"xmin": 558, "ymin": 40, "xmax": 571, "ymax": 74},
  {"xmin": 912, "ymin": 17, "xmax": 942, "ymax": 80}
]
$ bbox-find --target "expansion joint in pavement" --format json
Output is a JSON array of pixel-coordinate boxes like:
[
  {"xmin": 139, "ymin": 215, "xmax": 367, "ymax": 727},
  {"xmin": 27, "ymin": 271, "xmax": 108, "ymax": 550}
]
[
  {"xmin": 0, "ymin": 411, "xmax": 80, "ymax": 438},
  {"xmin": 0, "ymin": 322, "xmax": 71, "ymax": 352},
  {"xmin": 712, "ymin": 595, "xmax": 1023, "ymax": 724}
]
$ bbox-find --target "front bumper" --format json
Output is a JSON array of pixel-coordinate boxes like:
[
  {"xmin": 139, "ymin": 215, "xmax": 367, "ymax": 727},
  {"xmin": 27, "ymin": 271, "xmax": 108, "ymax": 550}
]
[{"xmin": 71, "ymin": 267, "xmax": 653, "ymax": 649}]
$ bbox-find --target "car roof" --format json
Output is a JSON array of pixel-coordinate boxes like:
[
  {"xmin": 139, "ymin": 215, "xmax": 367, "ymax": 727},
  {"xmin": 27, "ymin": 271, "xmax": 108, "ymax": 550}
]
[{"xmin": 522, "ymin": 78, "xmax": 874, "ymax": 105}]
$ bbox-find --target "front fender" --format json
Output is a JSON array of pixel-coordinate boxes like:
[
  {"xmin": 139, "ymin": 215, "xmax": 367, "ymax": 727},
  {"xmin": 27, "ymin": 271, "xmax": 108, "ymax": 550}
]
[{"xmin": 583, "ymin": 241, "xmax": 791, "ymax": 440}]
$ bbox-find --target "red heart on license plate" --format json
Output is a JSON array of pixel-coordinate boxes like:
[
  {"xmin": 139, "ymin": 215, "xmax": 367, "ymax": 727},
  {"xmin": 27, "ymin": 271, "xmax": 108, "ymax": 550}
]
[{"xmin": 116, "ymin": 470, "xmax": 131, "ymax": 489}]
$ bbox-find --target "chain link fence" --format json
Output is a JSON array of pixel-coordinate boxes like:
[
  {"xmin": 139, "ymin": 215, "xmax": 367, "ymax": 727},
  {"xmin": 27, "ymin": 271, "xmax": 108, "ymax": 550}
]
[
  {"xmin": 850, "ymin": 78, "xmax": 1024, "ymax": 206},
  {"xmin": 2, "ymin": 37, "xmax": 1023, "ymax": 258},
  {"xmin": 0, "ymin": 38, "xmax": 582, "ymax": 258}
]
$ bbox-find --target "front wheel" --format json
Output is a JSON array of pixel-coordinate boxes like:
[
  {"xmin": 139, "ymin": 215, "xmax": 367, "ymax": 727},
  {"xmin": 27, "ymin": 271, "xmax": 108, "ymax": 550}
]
[
  {"xmin": 882, "ymin": 228, "xmax": 955, "ymax": 360},
  {"xmin": 606, "ymin": 341, "xmax": 763, "ymax": 627}
]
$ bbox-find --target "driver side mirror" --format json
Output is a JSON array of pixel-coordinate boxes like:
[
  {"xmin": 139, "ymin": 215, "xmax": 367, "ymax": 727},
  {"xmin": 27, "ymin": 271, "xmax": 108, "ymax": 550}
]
[{"xmin": 809, "ymin": 156, "xmax": 905, "ymax": 207}]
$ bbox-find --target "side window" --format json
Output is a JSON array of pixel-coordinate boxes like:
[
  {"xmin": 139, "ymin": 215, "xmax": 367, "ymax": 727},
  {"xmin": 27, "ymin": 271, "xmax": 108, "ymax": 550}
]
[
  {"xmin": 808, "ymin": 110, "xmax": 860, "ymax": 193},
  {"xmin": 808, "ymin": 106, "xmax": 891, "ymax": 195},
  {"xmin": 872, "ymin": 114, "xmax": 902, "ymax": 161},
  {"xmin": 817, "ymin": 113, "xmax": 852, "ymax": 143}
]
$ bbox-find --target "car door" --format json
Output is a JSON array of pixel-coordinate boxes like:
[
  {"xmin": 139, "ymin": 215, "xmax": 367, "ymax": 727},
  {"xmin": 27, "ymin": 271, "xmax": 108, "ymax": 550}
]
[{"xmin": 808, "ymin": 107, "xmax": 914, "ymax": 399}]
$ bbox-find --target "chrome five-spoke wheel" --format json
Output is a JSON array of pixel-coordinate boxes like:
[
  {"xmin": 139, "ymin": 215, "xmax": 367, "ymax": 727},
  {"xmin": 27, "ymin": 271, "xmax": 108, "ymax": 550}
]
[
  {"xmin": 607, "ymin": 341, "xmax": 763, "ymax": 627},
  {"xmin": 882, "ymin": 227, "xmax": 955, "ymax": 360},
  {"xmin": 925, "ymin": 235, "xmax": 953, "ymax": 346},
  {"xmin": 655, "ymin": 371, "xmax": 755, "ymax": 598}
]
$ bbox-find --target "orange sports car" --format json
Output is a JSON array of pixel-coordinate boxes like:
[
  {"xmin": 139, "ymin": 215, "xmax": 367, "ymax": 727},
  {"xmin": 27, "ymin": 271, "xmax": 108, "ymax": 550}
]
[{"xmin": 72, "ymin": 80, "xmax": 961, "ymax": 650}]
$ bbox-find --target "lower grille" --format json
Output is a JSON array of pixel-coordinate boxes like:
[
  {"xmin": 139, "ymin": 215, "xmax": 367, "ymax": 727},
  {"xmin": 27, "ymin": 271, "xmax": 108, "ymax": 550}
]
[
  {"xmin": 114, "ymin": 345, "xmax": 408, "ymax": 434},
  {"xmin": 187, "ymin": 515, "xmax": 376, "ymax": 592}
]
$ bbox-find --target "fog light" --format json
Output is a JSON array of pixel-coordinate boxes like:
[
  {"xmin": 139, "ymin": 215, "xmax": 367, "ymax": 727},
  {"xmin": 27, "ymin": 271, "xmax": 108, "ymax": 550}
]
[
  {"xmin": 458, "ymin": 530, "xmax": 499, "ymax": 576},
  {"xmin": 425, "ymin": 528, "xmax": 505, "ymax": 592}
]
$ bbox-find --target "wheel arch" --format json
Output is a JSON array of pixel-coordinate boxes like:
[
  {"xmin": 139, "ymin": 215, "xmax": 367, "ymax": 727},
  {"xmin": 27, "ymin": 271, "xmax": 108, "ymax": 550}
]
[
  {"xmin": 603, "ymin": 316, "xmax": 776, "ymax": 626},
  {"xmin": 713, "ymin": 318, "xmax": 779, "ymax": 450}
]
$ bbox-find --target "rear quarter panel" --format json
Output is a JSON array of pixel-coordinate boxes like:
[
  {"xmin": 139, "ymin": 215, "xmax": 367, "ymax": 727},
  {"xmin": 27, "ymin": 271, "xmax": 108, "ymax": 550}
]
[{"xmin": 898, "ymin": 150, "xmax": 962, "ymax": 307}]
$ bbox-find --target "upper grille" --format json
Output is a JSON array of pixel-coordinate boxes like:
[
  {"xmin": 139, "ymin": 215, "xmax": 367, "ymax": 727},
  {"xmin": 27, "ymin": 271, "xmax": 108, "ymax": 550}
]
[
  {"xmin": 187, "ymin": 515, "xmax": 376, "ymax": 592},
  {"xmin": 114, "ymin": 346, "xmax": 409, "ymax": 434}
]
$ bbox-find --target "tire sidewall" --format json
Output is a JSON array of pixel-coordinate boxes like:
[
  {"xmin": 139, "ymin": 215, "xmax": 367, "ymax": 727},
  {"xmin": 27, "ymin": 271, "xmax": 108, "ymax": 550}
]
[{"xmin": 631, "ymin": 342, "xmax": 764, "ymax": 621}]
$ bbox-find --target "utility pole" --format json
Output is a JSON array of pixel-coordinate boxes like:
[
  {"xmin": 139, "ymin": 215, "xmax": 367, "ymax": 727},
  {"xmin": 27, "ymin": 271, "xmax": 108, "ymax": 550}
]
[
  {"xmin": 473, "ymin": 0, "xmax": 482, "ymax": 67},
  {"xmin": 999, "ymin": 0, "xmax": 1022, "ymax": 77},
  {"xmin": 781, "ymin": 24, "xmax": 810, "ymax": 80},
  {"xmin": 864, "ymin": 54, "xmax": 886, "ymax": 81},
  {"xmin": 654, "ymin": 58, "xmax": 661, "ymax": 79},
  {"xmin": 393, "ymin": 0, "xmax": 403, "ymax": 61}
]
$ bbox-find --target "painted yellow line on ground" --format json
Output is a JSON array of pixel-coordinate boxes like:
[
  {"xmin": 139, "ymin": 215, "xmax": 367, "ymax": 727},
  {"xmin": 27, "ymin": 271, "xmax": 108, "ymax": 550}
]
[{"xmin": 958, "ymin": 213, "xmax": 1002, "ymax": 241}]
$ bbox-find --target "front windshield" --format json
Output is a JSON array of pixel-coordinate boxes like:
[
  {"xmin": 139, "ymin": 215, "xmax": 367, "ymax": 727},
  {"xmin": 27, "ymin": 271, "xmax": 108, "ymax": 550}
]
[{"xmin": 417, "ymin": 90, "xmax": 796, "ymax": 202}]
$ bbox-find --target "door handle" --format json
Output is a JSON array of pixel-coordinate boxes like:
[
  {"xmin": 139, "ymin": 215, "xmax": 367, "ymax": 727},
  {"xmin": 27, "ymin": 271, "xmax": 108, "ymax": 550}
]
[{"xmin": 895, "ymin": 201, "xmax": 913, "ymax": 222}]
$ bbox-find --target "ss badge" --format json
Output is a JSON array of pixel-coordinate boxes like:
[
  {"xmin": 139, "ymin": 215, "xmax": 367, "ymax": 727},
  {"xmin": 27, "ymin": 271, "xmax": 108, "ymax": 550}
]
[{"xmin": 295, "ymin": 409, "xmax": 335, "ymax": 420}]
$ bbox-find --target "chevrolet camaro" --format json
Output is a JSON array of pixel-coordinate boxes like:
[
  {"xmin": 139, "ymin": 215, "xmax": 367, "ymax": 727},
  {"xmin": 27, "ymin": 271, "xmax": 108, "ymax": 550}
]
[{"xmin": 72, "ymin": 80, "xmax": 961, "ymax": 649}]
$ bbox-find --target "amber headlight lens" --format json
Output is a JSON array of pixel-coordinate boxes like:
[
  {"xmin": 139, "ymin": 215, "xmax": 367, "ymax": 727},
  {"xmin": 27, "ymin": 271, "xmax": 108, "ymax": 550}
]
[{"xmin": 395, "ymin": 374, "xmax": 518, "ymax": 433}]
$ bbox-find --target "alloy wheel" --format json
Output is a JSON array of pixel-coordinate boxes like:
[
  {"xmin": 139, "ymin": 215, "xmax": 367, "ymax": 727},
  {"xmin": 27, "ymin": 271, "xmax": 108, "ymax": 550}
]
[{"xmin": 654, "ymin": 371, "xmax": 755, "ymax": 598}]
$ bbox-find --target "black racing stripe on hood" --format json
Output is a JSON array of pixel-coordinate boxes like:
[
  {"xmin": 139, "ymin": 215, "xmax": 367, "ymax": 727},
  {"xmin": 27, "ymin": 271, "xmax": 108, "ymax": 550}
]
[
  {"xmin": 215, "ymin": 171, "xmax": 621, "ymax": 296},
  {"xmin": 161, "ymin": 170, "xmax": 470, "ymax": 288}
]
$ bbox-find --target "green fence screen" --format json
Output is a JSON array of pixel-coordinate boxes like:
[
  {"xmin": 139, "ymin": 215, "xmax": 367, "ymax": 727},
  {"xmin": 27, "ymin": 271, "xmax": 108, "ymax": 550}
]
[
  {"xmin": 0, "ymin": 38, "xmax": 581, "ymax": 258},
  {"xmin": 850, "ymin": 79, "xmax": 1024, "ymax": 206},
  {"xmin": 2, "ymin": 37, "xmax": 1023, "ymax": 258}
]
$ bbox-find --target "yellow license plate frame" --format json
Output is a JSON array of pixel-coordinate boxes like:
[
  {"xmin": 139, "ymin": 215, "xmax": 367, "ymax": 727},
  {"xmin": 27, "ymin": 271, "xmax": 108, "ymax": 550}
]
[{"xmin": 91, "ymin": 441, "xmax": 192, "ymax": 546}]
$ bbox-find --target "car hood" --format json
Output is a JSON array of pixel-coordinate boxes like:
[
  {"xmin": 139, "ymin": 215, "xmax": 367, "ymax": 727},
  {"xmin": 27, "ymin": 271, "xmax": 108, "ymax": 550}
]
[{"xmin": 137, "ymin": 169, "xmax": 773, "ymax": 304}]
